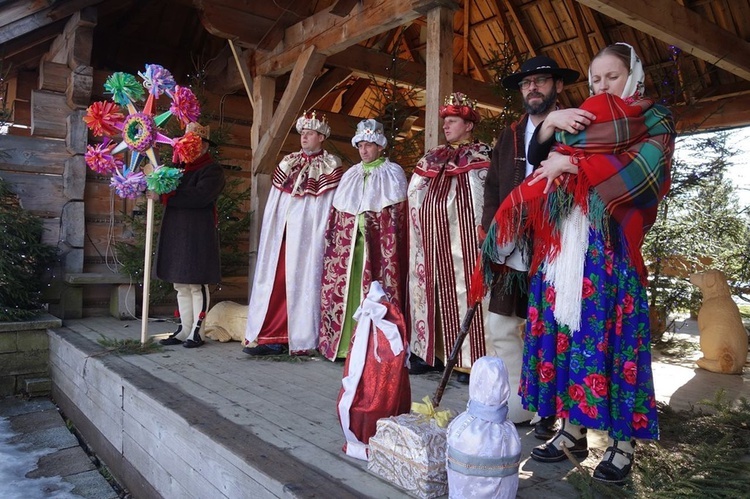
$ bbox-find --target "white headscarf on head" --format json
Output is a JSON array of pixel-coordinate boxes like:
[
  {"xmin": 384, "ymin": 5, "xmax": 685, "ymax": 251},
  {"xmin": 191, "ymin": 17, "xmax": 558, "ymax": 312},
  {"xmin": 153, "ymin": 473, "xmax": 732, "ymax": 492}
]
[{"xmin": 588, "ymin": 42, "xmax": 645, "ymax": 100}]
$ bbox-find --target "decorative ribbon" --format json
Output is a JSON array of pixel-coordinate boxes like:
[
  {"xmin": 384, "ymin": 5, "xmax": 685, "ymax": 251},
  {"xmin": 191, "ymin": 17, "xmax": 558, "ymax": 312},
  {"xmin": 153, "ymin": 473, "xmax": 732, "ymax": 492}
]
[
  {"xmin": 467, "ymin": 399, "xmax": 509, "ymax": 424},
  {"xmin": 352, "ymin": 282, "xmax": 403, "ymax": 362},
  {"xmin": 411, "ymin": 396, "xmax": 454, "ymax": 428}
]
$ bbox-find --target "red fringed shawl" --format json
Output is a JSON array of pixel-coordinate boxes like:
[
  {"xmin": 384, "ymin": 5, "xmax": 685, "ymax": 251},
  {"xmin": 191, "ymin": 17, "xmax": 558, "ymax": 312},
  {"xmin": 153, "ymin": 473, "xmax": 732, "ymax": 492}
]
[{"xmin": 471, "ymin": 93, "xmax": 675, "ymax": 303}]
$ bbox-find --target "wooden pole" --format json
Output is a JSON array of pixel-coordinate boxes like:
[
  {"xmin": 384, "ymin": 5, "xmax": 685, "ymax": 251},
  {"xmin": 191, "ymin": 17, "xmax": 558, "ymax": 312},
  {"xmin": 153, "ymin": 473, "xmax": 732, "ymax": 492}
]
[
  {"xmin": 432, "ymin": 302, "xmax": 479, "ymax": 407},
  {"xmin": 140, "ymin": 196, "xmax": 155, "ymax": 345}
]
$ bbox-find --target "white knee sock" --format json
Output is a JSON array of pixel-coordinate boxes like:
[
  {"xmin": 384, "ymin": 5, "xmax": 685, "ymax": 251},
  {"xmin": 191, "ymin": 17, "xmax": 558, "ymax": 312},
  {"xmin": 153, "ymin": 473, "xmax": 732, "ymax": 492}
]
[{"xmin": 174, "ymin": 283, "xmax": 194, "ymax": 340}]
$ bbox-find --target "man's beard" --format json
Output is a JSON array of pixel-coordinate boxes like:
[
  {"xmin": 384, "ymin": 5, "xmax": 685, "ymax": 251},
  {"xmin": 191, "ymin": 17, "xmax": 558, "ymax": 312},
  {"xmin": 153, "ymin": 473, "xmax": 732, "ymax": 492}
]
[{"xmin": 523, "ymin": 87, "xmax": 558, "ymax": 116}]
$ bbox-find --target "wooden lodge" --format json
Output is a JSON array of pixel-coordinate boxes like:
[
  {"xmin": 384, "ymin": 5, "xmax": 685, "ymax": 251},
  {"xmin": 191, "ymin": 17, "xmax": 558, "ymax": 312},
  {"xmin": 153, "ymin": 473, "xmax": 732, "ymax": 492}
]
[{"xmin": 3, "ymin": 0, "xmax": 750, "ymax": 319}]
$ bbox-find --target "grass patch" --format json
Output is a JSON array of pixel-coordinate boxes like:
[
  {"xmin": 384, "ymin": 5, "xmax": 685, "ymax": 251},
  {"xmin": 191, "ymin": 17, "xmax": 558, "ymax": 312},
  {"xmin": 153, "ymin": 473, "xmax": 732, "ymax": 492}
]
[
  {"xmin": 570, "ymin": 390, "xmax": 750, "ymax": 498},
  {"xmin": 96, "ymin": 335, "xmax": 162, "ymax": 355}
]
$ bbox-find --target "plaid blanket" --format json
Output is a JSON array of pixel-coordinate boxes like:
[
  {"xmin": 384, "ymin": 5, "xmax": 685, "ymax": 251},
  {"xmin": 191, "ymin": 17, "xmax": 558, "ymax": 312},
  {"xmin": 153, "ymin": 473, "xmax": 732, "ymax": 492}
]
[{"xmin": 471, "ymin": 92, "xmax": 675, "ymax": 302}]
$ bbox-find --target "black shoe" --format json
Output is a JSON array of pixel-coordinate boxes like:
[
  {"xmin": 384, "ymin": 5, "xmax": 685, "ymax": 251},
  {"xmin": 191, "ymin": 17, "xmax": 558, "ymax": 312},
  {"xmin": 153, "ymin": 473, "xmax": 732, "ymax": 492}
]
[
  {"xmin": 531, "ymin": 428, "xmax": 589, "ymax": 463},
  {"xmin": 534, "ymin": 415, "xmax": 558, "ymax": 440},
  {"xmin": 593, "ymin": 441, "xmax": 634, "ymax": 485},
  {"xmin": 455, "ymin": 372, "xmax": 470, "ymax": 384},
  {"xmin": 408, "ymin": 354, "xmax": 443, "ymax": 375},
  {"xmin": 243, "ymin": 343, "xmax": 286, "ymax": 356},
  {"xmin": 183, "ymin": 336, "xmax": 204, "ymax": 348},
  {"xmin": 159, "ymin": 330, "xmax": 183, "ymax": 346}
]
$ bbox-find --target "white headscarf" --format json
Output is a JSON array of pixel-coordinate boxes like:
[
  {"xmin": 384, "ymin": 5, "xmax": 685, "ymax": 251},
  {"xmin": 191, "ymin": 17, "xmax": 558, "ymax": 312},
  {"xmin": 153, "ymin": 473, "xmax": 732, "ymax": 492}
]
[{"xmin": 588, "ymin": 42, "xmax": 645, "ymax": 100}]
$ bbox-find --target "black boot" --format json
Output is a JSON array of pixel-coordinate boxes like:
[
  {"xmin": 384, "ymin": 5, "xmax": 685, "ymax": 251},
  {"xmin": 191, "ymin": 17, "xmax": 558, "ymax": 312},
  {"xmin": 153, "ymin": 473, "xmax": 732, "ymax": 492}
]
[
  {"xmin": 531, "ymin": 424, "xmax": 589, "ymax": 463},
  {"xmin": 593, "ymin": 440, "xmax": 635, "ymax": 485},
  {"xmin": 408, "ymin": 354, "xmax": 443, "ymax": 375},
  {"xmin": 159, "ymin": 327, "xmax": 183, "ymax": 346},
  {"xmin": 183, "ymin": 331, "xmax": 204, "ymax": 349}
]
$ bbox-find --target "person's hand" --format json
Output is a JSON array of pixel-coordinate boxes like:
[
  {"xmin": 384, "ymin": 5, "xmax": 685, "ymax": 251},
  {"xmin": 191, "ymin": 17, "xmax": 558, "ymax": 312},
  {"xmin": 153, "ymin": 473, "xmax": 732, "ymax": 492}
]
[
  {"xmin": 527, "ymin": 151, "xmax": 578, "ymax": 194},
  {"xmin": 146, "ymin": 190, "xmax": 159, "ymax": 200},
  {"xmin": 541, "ymin": 108, "xmax": 596, "ymax": 137}
]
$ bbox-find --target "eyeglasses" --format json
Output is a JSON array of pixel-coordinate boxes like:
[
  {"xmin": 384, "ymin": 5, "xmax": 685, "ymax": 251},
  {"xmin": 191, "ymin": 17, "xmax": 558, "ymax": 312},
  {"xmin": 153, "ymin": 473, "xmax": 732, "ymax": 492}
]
[{"xmin": 518, "ymin": 76, "xmax": 552, "ymax": 89}]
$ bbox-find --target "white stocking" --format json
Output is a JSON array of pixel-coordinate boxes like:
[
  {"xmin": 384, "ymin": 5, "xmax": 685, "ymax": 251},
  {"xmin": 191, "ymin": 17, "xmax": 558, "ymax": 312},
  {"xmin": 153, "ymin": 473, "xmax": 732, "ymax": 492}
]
[{"xmin": 174, "ymin": 283, "xmax": 194, "ymax": 341}]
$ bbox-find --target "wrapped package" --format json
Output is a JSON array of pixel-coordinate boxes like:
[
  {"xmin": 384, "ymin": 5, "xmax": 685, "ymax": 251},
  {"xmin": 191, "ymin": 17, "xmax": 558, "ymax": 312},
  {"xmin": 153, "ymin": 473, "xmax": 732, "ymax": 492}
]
[
  {"xmin": 368, "ymin": 411, "xmax": 452, "ymax": 499},
  {"xmin": 446, "ymin": 356, "xmax": 521, "ymax": 498},
  {"xmin": 337, "ymin": 281, "xmax": 411, "ymax": 460}
]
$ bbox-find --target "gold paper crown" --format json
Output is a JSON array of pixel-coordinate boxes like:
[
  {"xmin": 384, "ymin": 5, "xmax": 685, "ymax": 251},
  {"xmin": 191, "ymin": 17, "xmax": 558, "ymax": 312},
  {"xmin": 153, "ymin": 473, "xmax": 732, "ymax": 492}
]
[
  {"xmin": 186, "ymin": 122, "xmax": 210, "ymax": 140},
  {"xmin": 443, "ymin": 92, "xmax": 477, "ymax": 110},
  {"xmin": 439, "ymin": 92, "xmax": 481, "ymax": 122},
  {"xmin": 295, "ymin": 110, "xmax": 331, "ymax": 138}
]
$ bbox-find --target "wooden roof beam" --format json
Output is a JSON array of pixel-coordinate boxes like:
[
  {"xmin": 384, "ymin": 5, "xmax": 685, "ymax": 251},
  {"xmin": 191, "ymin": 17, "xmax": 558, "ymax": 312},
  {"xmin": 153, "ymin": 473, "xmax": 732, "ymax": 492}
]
[
  {"xmin": 330, "ymin": 0, "xmax": 361, "ymax": 17},
  {"xmin": 0, "ymin": 0, "xmax": 52, "ymax": 30},
  {"xmin": 254, "ymin": 0, "xmax": 458, "ymax": 77},
  {"xmin": 501, "ymin": 0, "xmax": 536, "ymax": 57},
  {"xmin": 303, "ymin": 67, "xmax": 353, "ymax": 110},
  {"xmin": 576, "ymin": 0, "xmax": 750, "ymax": 81},
  {"xmin": 565, "ymin": 0, "xmax": 594, "ymax": 60},
  {"xmin": 674, "ymin": 93, "xmax": 750, "ymax": 132},
  {"xmin": 327, "ymin": 45, "xmax": 502, "ymax": 111},
  {"xmin": 0, "ymin": 0, "xmax": 101, "ymax": 45}
]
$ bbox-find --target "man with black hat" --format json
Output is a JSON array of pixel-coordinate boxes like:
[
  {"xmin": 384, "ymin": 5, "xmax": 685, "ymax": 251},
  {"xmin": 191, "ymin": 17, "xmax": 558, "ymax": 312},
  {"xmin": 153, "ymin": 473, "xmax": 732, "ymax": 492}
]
[{"xmin": 481, "ymin": 56, "xmax": 593, "ymax": 434}]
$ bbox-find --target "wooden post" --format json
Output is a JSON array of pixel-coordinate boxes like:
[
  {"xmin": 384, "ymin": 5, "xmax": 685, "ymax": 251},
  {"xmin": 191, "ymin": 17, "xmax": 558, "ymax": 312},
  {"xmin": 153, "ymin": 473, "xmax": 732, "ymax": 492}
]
[
  {"xmin": 141, "ymin": 197, "xmax": 155, "ymax": 345},
  {"xmin": 425, "ymin": 6, "xmax": 454, "ymax": 150},
  {"xmin": 248, "ymin": 76, "xmax": 275, "ymax": 296}
]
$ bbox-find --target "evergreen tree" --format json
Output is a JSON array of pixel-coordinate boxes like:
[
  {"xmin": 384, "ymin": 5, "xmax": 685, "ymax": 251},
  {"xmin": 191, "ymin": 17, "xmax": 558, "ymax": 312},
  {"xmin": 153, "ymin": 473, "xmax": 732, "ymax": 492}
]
[
  {"xmin": 0, "ymin": 177, "xmax": 57, "ymax": 321},
  {"xmin": 645, "ymin": 131, "xmax": 750, "ymax": 332}
]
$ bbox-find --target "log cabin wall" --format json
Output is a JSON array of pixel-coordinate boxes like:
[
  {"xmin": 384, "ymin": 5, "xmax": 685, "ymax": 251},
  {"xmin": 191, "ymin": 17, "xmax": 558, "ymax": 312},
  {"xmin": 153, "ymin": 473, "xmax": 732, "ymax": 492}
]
[{"xmin": 1, "ymin": 10, "xmax": 94, "ymax": 319}]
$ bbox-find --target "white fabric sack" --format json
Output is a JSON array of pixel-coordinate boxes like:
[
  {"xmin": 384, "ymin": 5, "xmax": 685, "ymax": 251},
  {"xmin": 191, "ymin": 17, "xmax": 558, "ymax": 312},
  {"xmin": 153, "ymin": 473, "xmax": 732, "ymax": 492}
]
[{"xmin": 446, "ymin": 356, "xmax": 521, "ymax": 499}]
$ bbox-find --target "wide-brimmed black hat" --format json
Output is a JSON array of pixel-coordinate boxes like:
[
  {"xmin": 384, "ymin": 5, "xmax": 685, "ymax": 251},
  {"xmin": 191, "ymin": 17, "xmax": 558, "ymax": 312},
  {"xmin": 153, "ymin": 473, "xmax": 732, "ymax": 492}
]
[{"xmin": 501, "ymin": 56, "xmax": 579, "ymax": 90}]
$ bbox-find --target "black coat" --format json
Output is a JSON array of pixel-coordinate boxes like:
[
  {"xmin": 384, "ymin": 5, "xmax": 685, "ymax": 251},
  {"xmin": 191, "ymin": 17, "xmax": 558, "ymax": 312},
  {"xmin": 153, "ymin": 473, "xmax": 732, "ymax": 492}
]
[{"xmin": 154, "ymin": 153, "xmax": 225, "ymax": 284}]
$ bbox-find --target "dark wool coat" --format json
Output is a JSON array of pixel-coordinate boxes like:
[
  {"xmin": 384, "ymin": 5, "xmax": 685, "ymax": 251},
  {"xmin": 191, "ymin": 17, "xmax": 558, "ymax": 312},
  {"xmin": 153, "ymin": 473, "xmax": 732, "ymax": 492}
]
[
  {"xmin": 154, "ymin": 153, "xmax": 225, "ymax": 284},
  {"xmin": 482, "ymin": 115, "xmax": 531, "ymax": 318}
]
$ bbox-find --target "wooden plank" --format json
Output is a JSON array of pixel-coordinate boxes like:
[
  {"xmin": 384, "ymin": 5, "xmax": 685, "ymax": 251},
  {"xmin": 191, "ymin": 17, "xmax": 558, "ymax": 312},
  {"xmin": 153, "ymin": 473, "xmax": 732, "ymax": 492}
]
[
  {"xmin": 64, "ymin": 155, "xmax": 86, "ymax": 200},
  {"xmin": 66, "ymin": 65, "xmax": 93, "ymax": 109},
  {"xmin": 38, "ymin": 60, "xmax": 69, "ymax": 92},
  {"xmin": 425, "ymin": 5, "xmax": 454, "ymax": 150},
  {"xmin": 65, "ymin": 272, "xmax": 132, "ymax": 285},
  {"xmin": 0, "ymin": 170, "xmax": 64, "ymax": 216},
  {"xmin": 66, "ymin": 109, "xmax": 88, "ymax": 154},
  {"xmin": 254, "ymin": 0, "xmax": 456, "ymax": 77},
  {"xmin": 31, "ymin": 90, "xmax": 70, "ymax": 138},
  {"xmin": 502, "ymin": 0, "xmax": 536, "ymax": 56},
  {"xmin": 0, "ymin": 134, "xmax": 69, "ymax": 173},
  {"xmin": 0, "ymin": 0, "xmax": 51, "ymax": 30},
  {"xmin": 46, "ymin": 7, "xmax": 96, "ymax": 69},
  {"xmin": 0, "ymin": 0, "xmax": 100, "ymax": 45},
  {"xmin": 61, "ymin": 200, "xmax": 85, "ymax": 247},
  {"xmin": 577, "ymin": 0, "xmax": 750, "ymax": 81}
]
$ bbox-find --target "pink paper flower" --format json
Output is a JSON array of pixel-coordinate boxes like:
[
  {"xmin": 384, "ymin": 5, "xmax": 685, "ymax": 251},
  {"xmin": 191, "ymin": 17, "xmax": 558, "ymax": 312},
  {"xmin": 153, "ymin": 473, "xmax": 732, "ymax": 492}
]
[
  {"xmin": 84, "ymin": 143, "xmax": 122, "ymax": 174},
  {"xmin": 111, "ymin": 171, "xmax": 147, "ymax": 199},
  {"xmin": 170, "ymin": 86, "xmax": 200, "ymax": 128}
]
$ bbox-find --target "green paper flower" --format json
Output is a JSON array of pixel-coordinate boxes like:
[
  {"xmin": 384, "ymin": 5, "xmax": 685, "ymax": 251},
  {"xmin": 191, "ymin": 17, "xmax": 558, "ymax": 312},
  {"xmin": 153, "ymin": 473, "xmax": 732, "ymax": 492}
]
[{"xmin": 104, "ymin": 72, "xmax": 145, "ymax": 106}]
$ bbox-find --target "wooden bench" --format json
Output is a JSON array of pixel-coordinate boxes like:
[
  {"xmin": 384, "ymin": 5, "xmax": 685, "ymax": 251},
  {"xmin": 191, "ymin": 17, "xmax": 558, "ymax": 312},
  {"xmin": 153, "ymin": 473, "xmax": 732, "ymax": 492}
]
[{"xmin": 54, "ymin": 272, "xmax": 137, "ymax": 320}]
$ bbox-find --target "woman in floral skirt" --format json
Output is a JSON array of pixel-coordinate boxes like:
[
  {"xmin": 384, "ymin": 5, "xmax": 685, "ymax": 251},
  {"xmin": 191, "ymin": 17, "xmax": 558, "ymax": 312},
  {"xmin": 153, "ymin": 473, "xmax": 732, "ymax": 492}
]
[{"xmin": 476, "ymin": 42, "xmax": 675, "ymax": 484}]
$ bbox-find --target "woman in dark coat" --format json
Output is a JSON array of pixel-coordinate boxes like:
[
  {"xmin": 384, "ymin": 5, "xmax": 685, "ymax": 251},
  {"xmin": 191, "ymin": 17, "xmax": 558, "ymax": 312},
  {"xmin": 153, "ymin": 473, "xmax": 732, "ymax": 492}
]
[{"xmin": 156, "ymin": 122, "xmax": 225, "ymax": 348}]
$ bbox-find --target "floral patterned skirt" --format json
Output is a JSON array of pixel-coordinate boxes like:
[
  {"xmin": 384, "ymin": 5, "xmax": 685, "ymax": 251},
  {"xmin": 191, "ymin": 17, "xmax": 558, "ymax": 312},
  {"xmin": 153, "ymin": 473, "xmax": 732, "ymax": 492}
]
[{"xmin": 520, "ymin": 229, "xmax": 659, "ymax": 441}]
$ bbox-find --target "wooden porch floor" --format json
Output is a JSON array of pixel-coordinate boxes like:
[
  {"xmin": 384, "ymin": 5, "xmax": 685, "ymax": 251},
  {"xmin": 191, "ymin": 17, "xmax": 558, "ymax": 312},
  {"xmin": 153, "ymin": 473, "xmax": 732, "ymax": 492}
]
[{"xmin": 50, "ymin": 316, "xmax": 749, "ymax": 498}]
